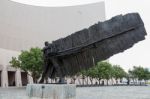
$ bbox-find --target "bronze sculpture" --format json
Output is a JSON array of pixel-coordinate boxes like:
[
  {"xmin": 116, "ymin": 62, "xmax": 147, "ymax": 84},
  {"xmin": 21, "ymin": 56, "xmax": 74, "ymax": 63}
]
[{"xmin": 39, "ymin": 13, "xmax": 147, "ymax": 83}]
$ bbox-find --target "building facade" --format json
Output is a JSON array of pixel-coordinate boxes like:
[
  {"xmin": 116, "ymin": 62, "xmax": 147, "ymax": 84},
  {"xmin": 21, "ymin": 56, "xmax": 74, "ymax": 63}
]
[{"xmin": 0, "ymin": 0, "xmax": 105, "ymax": 87}]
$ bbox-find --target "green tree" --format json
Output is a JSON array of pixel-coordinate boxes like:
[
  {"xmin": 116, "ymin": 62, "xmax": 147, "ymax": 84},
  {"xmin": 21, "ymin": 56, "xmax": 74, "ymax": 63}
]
[
  {"xmin": 86, "ymin": 67, "xmax": 97, "ymax": 85},
  {"xmin": 128, "ymin": 69, "xmax": 136, "ymax": 84},
  {"xmin": 112, "ymin": 65, "xmax": 127, "ymax": 84},
  {"xmin": 96, "ymin": 61, "xmax": 113, "ymax": 85},
  {"xmin": 143, "ymin": 68, "xmax": 150, "ymax": 84},
  {"xmin": 80, "ymin": 70, "xmax": 88, "ymax": 85},
  {"xmin": 129, "ymin": 66, "xmax": 150, "ymax": 85},
  {"xmin": 10, "ymin": 47, "xmax": 43, "ymax": 83}
]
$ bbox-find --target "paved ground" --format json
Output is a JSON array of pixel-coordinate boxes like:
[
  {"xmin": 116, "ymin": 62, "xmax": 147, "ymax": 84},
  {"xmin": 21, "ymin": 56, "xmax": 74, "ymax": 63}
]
[
  {"xmin": 0, "ymin": 86, "xmax": 150, "ymax": 99},
  {"xmin": 77, "ymin": 86, "xmax": 150, "ymax": 99}
]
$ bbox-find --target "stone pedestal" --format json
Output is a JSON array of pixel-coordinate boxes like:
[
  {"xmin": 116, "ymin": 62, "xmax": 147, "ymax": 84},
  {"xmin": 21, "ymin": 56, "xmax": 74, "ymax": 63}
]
[{"xmin": 26, "ymin": 84, "xmax": 76, "ymax": 99}]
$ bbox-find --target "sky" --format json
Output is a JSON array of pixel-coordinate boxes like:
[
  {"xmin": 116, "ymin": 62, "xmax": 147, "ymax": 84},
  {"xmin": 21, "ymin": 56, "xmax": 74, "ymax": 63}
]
[
  {"xmin": 105, "ymin": 0, "xmax": 150, "ymax": 71},
  {"xmin": 10, "ymin": 0, "xmax": 104, "ymax": 7},
  {"xmin": 10, "ymin": 0, "xmax": 150, "ymax": 71}
]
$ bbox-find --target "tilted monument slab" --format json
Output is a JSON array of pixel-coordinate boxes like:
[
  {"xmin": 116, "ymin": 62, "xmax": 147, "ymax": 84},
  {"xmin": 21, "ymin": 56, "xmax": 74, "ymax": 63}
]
[
  {"xmin": 27, "ymin": 13, "xmax": 147, "ymax": 99},
  {"xmin": 39, "ymin": 13, "xmax": 147, "ymax": 83}
]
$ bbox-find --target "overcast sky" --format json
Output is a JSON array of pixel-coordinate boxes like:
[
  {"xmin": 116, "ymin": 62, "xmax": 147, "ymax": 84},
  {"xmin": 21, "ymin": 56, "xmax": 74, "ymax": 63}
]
[
  {"xmin": 11, "ymin": 0, "xmax": 150, "ymax": 71},
  {"xmin": 105, "ymin": 0, "xmax": 150, "ymax": 71},
  {"xmin": 11, "ymin": 0, "xmax": 104, "ymax": 7}
]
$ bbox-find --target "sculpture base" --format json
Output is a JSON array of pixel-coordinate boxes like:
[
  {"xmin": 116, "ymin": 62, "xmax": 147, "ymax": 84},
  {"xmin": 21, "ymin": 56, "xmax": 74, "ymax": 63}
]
[{"xmin": 26, "ymin": 84, "xmax": 76, "ymax": 99}]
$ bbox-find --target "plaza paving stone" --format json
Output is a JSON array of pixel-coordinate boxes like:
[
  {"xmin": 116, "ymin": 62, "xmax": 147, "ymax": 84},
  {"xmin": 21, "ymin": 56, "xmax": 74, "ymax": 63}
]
[{"xmin": 0, "ymin": 86, "xmax": 150, "ymax": 99}]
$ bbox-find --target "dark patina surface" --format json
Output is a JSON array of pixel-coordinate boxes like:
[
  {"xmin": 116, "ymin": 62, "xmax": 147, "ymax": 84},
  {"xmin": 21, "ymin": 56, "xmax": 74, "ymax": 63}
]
[{"xmin": 40, "ymin": 13, "xmax": 147, "ymax": 83}]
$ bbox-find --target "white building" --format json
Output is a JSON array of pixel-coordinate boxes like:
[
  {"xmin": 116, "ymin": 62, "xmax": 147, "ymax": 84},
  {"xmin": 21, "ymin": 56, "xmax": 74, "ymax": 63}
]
[{"xmin": 0, "ymin": 0, "xmax": 105, "ymax": 87}]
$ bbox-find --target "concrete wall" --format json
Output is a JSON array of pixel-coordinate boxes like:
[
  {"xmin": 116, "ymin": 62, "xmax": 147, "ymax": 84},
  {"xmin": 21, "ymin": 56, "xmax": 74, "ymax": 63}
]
[{"xmin": 0, "ymin": 0, "xmax": 105, "ymax": 51}]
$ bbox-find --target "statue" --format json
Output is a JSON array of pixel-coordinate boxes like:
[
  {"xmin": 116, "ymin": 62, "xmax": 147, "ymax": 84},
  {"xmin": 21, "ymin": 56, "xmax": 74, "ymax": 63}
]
[
  {"xmin": 39, "ymin": 13, "xmax": 147, "ymax": 83},
  {"xmin": 40, "ymin": 42, "xmax": 65, "ymax": 83}
]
